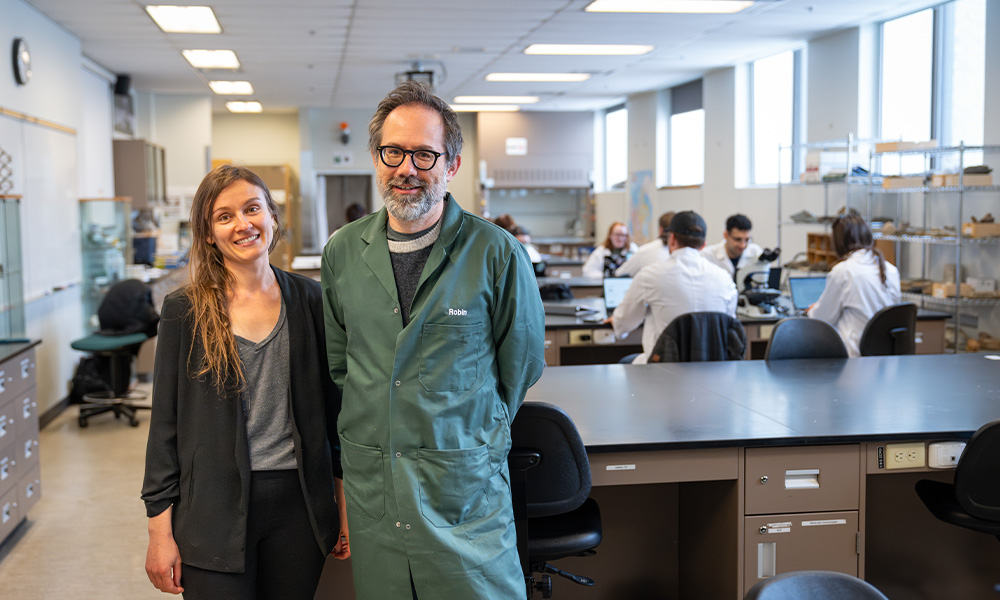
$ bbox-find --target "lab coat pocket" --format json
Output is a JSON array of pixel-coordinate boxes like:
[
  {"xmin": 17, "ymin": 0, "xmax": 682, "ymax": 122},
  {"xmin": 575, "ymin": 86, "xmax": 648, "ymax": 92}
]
[
  {"xmin": 340, "ymin": 436, "xmax": 385, "ymax": 523},
  {"xmin": 417, "ymin": 445, "xmax": 491, "ymax": 527},
  {"xmin": 419, "ymin": 322, "xmax": 481, "ymax": 392}
]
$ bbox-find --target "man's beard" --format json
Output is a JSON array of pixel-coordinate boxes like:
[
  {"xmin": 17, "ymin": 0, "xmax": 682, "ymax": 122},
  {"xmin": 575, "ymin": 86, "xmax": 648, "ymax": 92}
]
[{"xmin": 378, "ymin": 174, "xmax": 446, "ymax": 223}]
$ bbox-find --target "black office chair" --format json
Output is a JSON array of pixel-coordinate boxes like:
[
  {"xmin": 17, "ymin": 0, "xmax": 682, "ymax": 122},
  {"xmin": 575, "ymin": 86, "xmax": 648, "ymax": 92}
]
[
  {"xmin": 509, "ymin": 402, "xmax": 602, "ymax": 598},
  {"xmin": 648, "ymin": 311, "xmax": 746, "ymax": 362},
  {"xmin": 858, "ymin": 303, "xmax": 917, "ymax": 356},
  {"xmin": 744, "ymin": 570, "xmax": 889, "ymax": 599},
  {"xmin": 915, "ymin": 419, "xmax": 1000, "ymax": 542},
  {"xmin": 71, "ymin": 279, "xmax": 159, "ymax": 427},
  {"xmin": 764, "ymin": 318, "xmax": 848, "ymax": 361}
]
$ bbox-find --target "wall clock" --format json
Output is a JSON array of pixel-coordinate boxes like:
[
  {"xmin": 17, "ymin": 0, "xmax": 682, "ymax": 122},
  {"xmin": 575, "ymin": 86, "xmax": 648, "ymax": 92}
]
[{"xmin": 12, "ymin": 38, "xmax": 31, "ymax": 85}]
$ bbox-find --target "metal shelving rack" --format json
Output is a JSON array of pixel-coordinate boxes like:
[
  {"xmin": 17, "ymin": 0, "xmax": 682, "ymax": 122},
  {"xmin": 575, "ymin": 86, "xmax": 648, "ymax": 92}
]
[
  {"xmin": 776, "ymin": 135, "xmax": 875, "ymax": 269},
  {"xmin": 868, "ymin": 143, "xmax": 1000, "ymax": 351}
]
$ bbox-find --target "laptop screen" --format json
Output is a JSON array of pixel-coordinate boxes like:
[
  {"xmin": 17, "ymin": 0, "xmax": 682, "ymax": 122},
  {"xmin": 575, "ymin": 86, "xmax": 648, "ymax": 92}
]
[
  {"xmin": 788, "ymin": 277, "xmax": 827, "ymax": 311},
  {"xmin": 603, "ymin": 277, "xmax": 633, "ymax": 313}
]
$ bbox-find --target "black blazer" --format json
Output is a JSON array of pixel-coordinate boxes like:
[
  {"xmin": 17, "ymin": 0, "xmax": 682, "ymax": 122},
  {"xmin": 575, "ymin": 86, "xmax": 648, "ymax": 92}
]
[
  {"xmin": 141, "ymin": 267, "xmax": 342, "ymax": 573},
  {"xmin": 648, "ymin": 311, "xmax": 746, "ymax": 363}
]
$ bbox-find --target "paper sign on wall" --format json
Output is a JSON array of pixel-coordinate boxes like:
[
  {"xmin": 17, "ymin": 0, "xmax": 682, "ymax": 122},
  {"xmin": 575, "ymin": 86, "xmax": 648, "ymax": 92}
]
[{"xmin": 505, "ymin": 137, "xmax": 527, "ymax": 156}]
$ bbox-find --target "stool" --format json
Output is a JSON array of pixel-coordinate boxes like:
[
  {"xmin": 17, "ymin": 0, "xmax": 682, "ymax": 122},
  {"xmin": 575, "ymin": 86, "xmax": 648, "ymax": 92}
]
[{"xmin": 70, "ymin": 332, "xmax": 150, "ymax": 427}]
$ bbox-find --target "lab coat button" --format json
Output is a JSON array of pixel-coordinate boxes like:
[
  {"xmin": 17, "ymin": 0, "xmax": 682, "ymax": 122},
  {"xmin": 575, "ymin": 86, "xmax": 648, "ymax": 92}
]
[
  {"xmin": 393, "ymin": 307, "xmax": 399, "ymax": 314},
  {"xmin": 395, "ymin": 452, "xmax": 401, "ymax": 458},
  {"xmin": 396, "ymin": 521, "xmax": 401, "ymax": 528},
  {"xmin": 405, "ymin": 524, "xmax": 411, "ymax": 530},
  {"xmin": 394, "ymin": 380, "xmax": 401, "ymax": 387}
]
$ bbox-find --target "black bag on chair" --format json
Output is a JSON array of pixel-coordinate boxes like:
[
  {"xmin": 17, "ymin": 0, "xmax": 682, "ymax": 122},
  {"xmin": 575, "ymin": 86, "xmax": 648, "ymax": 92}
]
[
  {"xmin": 69, "ymin": 356, "xmax": 112, "ymax": 404},
  {"xmin": 539, "ymin": 283, "xmax": 573, "ymax": 301}
]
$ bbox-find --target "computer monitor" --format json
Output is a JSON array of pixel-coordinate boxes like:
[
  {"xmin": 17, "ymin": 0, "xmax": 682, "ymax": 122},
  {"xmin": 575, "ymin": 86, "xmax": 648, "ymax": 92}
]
[
  {"xmin": 788, "ymin": 277, "xmax": 827, "ymax": 312},
  {"xmin": 603, "ymin": 277, "xmax": 633, "ymax": 313},
  {"xmin": 767, "ymin": 267, "xmax": 782, "ymax": 290}
]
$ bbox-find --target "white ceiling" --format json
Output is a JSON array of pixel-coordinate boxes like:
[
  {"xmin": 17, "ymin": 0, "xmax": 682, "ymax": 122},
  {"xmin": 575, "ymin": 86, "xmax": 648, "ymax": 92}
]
[{"xmin": 24, "ymin": 0, "xmax": 939, "ymax": 113}]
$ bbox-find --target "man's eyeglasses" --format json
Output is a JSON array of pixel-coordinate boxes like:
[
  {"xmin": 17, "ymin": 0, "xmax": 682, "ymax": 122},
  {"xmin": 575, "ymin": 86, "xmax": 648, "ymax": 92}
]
[{"xmin": 377, "ymin": 146, "xmax": 444, "ymax": 171}]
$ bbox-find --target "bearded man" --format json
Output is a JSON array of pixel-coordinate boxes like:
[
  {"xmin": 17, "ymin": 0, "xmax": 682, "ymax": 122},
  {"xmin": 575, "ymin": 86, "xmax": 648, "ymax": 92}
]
[{"xmin": 320, "ymin": 81, "xmax": 545, "ymax": 599}]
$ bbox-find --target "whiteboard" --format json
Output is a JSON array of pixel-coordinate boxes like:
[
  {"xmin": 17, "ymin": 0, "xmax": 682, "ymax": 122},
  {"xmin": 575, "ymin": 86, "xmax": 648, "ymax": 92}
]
[{"xmin": 0, "ymin": 114, "xmax": 81, "ymax": 301}]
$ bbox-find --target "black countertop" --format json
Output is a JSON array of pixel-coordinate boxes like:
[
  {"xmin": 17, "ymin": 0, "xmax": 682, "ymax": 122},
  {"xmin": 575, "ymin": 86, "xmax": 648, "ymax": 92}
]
[
  {"xmin": 524, "ymin": 354, "xmax": 1000, "ymax": 452},
  {"xmin": 0, "ymin": 339, "xmax": 41, "ymax": 363}
]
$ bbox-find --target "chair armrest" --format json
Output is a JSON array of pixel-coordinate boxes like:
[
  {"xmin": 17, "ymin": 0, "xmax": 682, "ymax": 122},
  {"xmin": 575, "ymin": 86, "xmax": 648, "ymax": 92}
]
[{"xmin": 509, "ymin": 449, "xmax": 541, "ymax": 472}]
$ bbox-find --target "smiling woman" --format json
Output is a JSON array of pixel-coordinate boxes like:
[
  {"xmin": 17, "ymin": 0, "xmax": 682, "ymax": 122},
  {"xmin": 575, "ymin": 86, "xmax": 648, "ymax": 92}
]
[{"xmin": 141, "ymin": 164, "xmax": 350, "ymax": 599}]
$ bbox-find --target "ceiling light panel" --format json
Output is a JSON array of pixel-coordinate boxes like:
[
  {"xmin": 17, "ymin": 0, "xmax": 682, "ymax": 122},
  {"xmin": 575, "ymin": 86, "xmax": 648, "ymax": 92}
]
[
  {"xmin": 585, "ymin": 0, "xmax": 754, "ymax": 13},
  {"xmin": 453, "ymin": 95, "xmax": 539, "ymax": 104},
  {"xmin": 182, "ymin": 49, "xmax": 240, "ymax": 69},
  {"xmin": 146, "ymin": 5, "xmax": 222, "ymax": 33},
  {"xmin": 485, "ymin": 73, "xmax": 591, "ymax": 82},
  {"xmin": 524, "ymin": 44, "xmax": 654, "ymax": 56},
  {"xmin": 450, "ymin": 105, "xmax": 521, "ymax": 112},
  {"xmin": 226, "ymin": 101, "xmax": 263, "ymax": 113},
  {"xmin": 209, "ymin": 81, "xmax": 254, "ymax": 95}
]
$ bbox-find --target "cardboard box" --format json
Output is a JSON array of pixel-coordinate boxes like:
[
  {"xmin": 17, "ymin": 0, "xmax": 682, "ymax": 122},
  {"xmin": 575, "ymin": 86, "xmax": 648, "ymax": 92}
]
[
  {"xmin": 945, "ymin": 173, "xmax": 993, "ymax": 187},
  {"xmin": 967, "ymin": 277, "xmax": 997, "ymax": 293},
  {"xmin": 875, "ymin": 140, "xmax": 938, "ymax": 153},
  {"xmin": 931, "ymin": 282, "xmax": 974, "ymax": 298},
  {"xmin": 882, "ymin": 176, "xmax": 926, "ymax": 189},
  {"xmin": 962, "ymin": 222, "xmax": 1000, "ymax": 238}
]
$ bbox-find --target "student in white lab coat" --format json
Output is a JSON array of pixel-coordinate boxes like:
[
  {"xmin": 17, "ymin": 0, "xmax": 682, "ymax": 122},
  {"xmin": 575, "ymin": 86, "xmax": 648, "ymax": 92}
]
[
  {"xmin": 582, "ymin": 221, "xmax": 639, "ymax": 278},
  {"xmin": 701, "ymin": 214, "xmax": 764, "ymax": 282},
  {"xmin": 808, "ymin": 213, "xmax": 901, "ymax": 357}
]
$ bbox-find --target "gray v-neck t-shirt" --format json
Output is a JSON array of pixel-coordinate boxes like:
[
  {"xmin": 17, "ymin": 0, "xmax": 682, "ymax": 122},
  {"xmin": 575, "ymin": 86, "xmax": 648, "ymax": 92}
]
[{"xmin": 236, "ymin": 299, "xmax": 296, "ymax": 471}]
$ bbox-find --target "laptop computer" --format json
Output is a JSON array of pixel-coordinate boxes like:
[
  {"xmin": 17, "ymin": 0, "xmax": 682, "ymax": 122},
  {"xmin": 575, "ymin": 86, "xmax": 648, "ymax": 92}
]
[
  {"xmin": 603, "ymin": 277, "xmax": 633, "ymax": 314},
  {"xmin": 787, "ymin": 276, "xmax": 827, "ymax": 314}
]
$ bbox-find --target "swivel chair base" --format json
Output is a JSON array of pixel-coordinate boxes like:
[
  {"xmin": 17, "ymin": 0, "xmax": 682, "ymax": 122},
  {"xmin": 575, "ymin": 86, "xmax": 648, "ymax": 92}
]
[
  {"xmin": 78, "ymin": 389, "xmax": 149, "ymax": 428},
  {"xmin": 526, "ymin": 555, "xmax": 597, "ymax": 599}
]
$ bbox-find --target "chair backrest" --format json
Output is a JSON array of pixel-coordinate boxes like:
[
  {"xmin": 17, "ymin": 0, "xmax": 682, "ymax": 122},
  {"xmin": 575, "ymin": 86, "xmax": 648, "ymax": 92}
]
[
  {"xmin": 858, "ymin": 303, "xmax": 917, "ymax": 356},
  {"xmin": 509, "ymin": 401, "xmax": 591, "ymax": 518},
  {"xmin": 649, "ymin": 311, "xmax": 746, "ymax": 363},
  {"xmin": 954, "ymin": 419, "xmax": 1000, "ymax": 522},
  {"xmin": 764, "ymin": 318, "xmax": 848, "ymax": 361},
  {"xmin": 744, "ymin": 570, "xmax": 889, "ymax": 600}
]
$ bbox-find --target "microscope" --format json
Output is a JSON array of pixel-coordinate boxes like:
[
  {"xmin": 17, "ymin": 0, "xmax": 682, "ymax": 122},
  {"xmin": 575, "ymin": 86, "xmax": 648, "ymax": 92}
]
[{"xmin": 735, "ymin": 248, "xmax": 781, "ymax": 319}]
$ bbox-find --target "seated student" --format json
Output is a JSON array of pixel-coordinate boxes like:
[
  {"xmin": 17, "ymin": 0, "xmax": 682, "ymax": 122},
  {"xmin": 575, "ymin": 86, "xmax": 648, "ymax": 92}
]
[
  {"xmin": 512, "ymin": 225, "xmax": 543, "ymax": 264},
  {"xmin": 701, "ymin": 214, "xmax": 764, "ymax": 282},
  {"xmin": 616, "ymin": 211, "xmax": 674, "ymax": 277},
  {"xmin": 608, "ymin": 211, "xmax": 738, "ymax": 364},
  {"xmin": 582, "ymin": 221, "xmax": 639, "ymax": 278},
  {"xmin": 808, "ymin": 213, "xmax": 901, "ymax": 357}
]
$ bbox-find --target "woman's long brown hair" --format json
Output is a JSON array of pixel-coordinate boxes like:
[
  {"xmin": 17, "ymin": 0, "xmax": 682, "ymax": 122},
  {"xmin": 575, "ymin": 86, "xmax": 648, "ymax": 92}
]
[
  {"xmin": 832, "ymin": 212, "xmax": 887, "ymax": 286},
  {"xmin": 185, "ymin": 164, "xmax": 281, "ymax": 394}
]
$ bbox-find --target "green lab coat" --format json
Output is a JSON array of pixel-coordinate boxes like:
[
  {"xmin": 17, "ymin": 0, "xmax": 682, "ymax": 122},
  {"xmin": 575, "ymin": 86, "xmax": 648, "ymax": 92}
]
[{"xmin": 322, "ymin": 195, "xmax": 545, "ymax": 599}]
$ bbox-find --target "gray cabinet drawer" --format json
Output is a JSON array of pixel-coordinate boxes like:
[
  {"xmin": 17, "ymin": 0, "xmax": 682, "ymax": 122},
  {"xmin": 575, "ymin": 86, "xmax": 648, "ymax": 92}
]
[
  {"xmin": 15, "ymin": 389, "xmax": 37, "ymax": 436},
  {"xmin": 746, "ymin": 445, "xmax": 860, "ymax": 515},
  {"xmin": 18, "ymin": 464, "xmax": 41, "ymax": 515},
  {"xmin": 744, "ymin": 510, "xmax": 859, "ymax": 591},
  {"xmin": 0, "ymin": 444, "xmax": 17, "ymax": 499},
  {"xmin": 0, "ymin": 397, "xmax": 15, "ymax": 446},
  {"xmin": 0, "ymin": 348, "xmax": 36, "ymax": 402},
  {"xmin": 0, "ymin": 484, "xmax": 19, "ymax": 541}
]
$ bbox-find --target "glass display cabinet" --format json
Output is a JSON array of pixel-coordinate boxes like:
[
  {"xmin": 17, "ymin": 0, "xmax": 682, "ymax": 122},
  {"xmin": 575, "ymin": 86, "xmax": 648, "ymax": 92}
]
[
  {"xmin": 0, "ymin": 195, "xmax": 25, "ymax": 341},
  {"xmin": 80, "ymin": 197, "xmax": 132, "ymax": 330}
]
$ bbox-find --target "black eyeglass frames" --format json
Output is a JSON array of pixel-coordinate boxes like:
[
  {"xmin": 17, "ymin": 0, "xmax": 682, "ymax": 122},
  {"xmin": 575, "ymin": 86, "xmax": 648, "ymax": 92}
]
[{"xmin": 376, "ymin": 145, "xmax": 444, "ymax": 171}]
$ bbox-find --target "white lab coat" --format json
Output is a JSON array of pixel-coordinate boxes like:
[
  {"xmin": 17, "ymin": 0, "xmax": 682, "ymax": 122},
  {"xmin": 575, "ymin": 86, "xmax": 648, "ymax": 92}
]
[
  {"xmin": 582, "ymin": 243, "xmax": 639, "ymax": 278},
  {"xmin": 615, "ymin": 238, "xmax": 670, "ymax": 277},
  {"xmin": 808, "ymin": 249, "xmax": 902, "ymax": 357},
  {"xmin": 612, "ymin": 247, "xmax": 739, "ymax": 364},
  {"xmin": 701, "ymin": 240, "xmax": 765, "ymax": 280}
]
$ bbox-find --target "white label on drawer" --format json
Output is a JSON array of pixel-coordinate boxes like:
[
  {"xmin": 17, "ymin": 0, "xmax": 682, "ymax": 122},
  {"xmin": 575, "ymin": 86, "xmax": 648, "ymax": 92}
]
[
  {"xmin": 766, "ymin": 521, "xmax": 792, "ymax": 533},
  {"xmin": 801, "ymin": 519, "xmax": 847, "ymax": 527},
  {"xmin": 605, "ymin": 464, "xmax": 636, "ymax": 471}
]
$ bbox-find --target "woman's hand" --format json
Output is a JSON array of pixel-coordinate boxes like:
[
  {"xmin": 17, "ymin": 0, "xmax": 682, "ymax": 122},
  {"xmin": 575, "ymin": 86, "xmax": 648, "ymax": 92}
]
[
  {"xmin": 331, "ymin": 477, "xmax": 351, "ymax": 560},
  {"xmin": 146, "ymin": 508, "xmax": 184, "ymax": 594}
]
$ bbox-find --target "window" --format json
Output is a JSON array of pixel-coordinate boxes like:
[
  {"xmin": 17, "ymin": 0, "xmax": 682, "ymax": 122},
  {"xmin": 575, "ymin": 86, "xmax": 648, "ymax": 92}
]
[
  {"xmin": 750, "ymin": 50, "xmax": 798, "ymax": 185},
  {"xmin": 668, "ymin": 79, "xmax": 704, "ymax": 186},
  {"xmin": 879, "ymin": 0, "xmax": 985, "ymax": 174},
  {"xmin": 670, "ymin": 110, "xmax": 704, "ymax": 186},
  {"xmin": 604, "ymin": 105, "xmax": 628, "ymax": 188},
  {"xmin": 880, "ymin": 9, "xmax": 933, "ymax": 175}
]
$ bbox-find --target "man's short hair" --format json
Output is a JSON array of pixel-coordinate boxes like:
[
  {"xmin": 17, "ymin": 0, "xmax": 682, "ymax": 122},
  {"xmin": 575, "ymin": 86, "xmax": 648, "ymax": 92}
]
[
  {"xmin": 666, "ymin": 211, "xmax": 707, "ymax": 249},
  {"xmin": 368, "ymin": 81, "xmax": 463, "ymax": 167},
  {"xmin": 726, "ymin": 214, "xmax": 752, "ymax": 233}
]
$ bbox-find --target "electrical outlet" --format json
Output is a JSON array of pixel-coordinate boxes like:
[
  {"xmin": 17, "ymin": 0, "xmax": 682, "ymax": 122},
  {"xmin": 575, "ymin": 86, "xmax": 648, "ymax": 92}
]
[{"xmin": 884, "ymin": 442, "xmax": 926, "ymax": 470}]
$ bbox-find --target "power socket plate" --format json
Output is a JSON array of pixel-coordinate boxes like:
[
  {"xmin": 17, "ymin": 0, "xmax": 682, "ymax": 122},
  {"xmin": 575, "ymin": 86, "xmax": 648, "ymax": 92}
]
[{"xmin": 885, "ymin": 442, "xmax": 926, "ymax": 470}]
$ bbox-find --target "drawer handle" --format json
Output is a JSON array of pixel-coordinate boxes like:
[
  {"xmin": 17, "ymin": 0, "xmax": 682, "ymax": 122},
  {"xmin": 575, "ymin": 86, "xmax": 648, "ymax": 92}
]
[
  {"xmin": 757, "ymin": 542, "xmax": 776, "ymax": 578},
  {"xmin": 785, "ymin": 468, "xmax": 820, "ymax": 489},
  {"xmin": 25, "ymin": 482, "xmax": 35, "ymax": 498},
  {"xmin": 0, "ymin": 371, "xmax": 5, "ymax": 394},
  {"xmin": 0, "ymin": 463, "xmax": 8, "ymax": 481},
  {"xmin": 20, "ymin": 358, "xmax": 30, "ymax": 379},
  {"xmin": 2, "ymin": 501, "xmax": 10, "ymax": 523},
  {"xmin": 0, "ymin": 419, "xmax": 6, "ymax": 438},
  {"xmin": 23, "ymin": 440, "xmax": 32, "ymax": 460},
  {"xmin": 22, "ymin": 403, "xmax": 32, "ymax": 420}
]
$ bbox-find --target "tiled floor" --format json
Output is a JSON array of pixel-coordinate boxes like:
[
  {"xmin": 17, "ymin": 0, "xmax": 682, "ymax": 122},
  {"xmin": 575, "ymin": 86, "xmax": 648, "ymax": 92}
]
[{"xmin": 0, "ymin": 386, "xmax": 164, "ymax": 599}]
